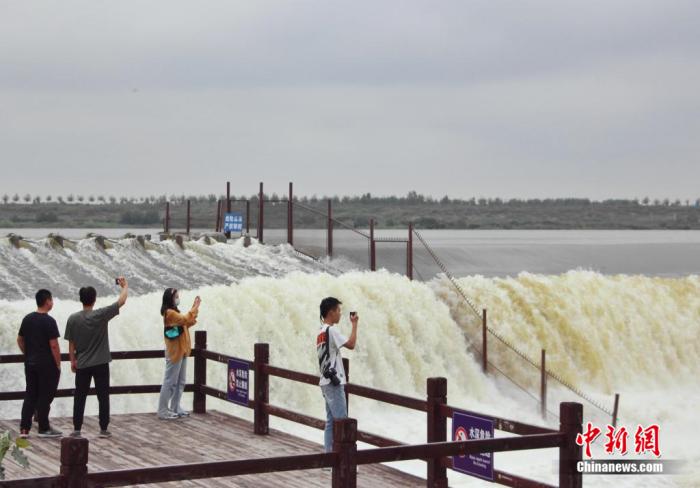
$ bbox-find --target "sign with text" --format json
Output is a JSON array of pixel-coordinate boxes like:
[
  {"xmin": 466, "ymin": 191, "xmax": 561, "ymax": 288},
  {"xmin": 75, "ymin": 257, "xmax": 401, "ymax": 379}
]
[
  {"xmin": 227, "ymin": 359, "xmax": 250, "ymax": 406},
  {"xmin": 452, "ymin": 411, "xmax": 495, "ymax": 481},
  {"xmin": 224, "ymin": 212, "xmax": 244, "ymax": 233}
]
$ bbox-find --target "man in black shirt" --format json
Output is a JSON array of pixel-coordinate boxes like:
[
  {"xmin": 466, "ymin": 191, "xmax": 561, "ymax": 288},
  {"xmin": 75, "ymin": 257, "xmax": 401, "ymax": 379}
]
[{"xmin": 17, "ymin": 289, "xmax": 62, "ymax": 438}]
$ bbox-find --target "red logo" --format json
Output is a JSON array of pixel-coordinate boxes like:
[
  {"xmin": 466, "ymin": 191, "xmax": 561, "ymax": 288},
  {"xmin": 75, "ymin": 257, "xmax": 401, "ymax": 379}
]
[
  {"xmin": 576, "ymin": 422, "xmax": 601, "ymax": 458},
  {"xmin": 634, "ymin": 424, "xmax": 660, "ymax": 457},
  {"xmin": 576, "ymin": 422, "xmax": 661, "ymax": 458},
  {"xmin": 604, "ymin": 425, "xmax": 628, "ymax": 455}
]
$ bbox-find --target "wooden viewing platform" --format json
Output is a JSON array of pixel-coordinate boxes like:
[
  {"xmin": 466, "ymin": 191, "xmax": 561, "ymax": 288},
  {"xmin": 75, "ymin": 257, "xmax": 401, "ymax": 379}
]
[
  {"xmin": 0, "ymin": 411, "xmax": 423, "ymax": 487},
  {"xmin": 0, "ymin": 331, "xmax": 583, "ymax": 487}
]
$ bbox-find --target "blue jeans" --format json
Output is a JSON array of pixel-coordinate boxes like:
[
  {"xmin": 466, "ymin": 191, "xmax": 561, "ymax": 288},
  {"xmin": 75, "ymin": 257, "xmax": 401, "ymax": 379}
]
[
  {"xmin": 158, "ymin": 355, "xmax": 187, "ymax": 416},
  {"xmin": 321, "ymin": 384, "xmax": 347, "ymax": 452}
]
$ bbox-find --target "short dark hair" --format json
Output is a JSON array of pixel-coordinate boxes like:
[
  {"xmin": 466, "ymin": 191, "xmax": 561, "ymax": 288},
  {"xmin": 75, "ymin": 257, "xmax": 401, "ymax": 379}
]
[
  {"xmin": 35, "ymin": 289, "xmax": 52, "ymax": 308},
  {"xmin": 320, "ymin": 297, "xmax": 342, "ymax": 319},
  {"xmin": 79, "ymin": 286, "xmax": 97, "ymax": 306}
]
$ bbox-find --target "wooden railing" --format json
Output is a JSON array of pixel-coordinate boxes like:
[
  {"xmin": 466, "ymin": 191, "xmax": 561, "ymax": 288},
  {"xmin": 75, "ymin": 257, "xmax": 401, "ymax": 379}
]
[{"xmin": 0, "ymin": 330, "xmax": 583, "ymax": 488}]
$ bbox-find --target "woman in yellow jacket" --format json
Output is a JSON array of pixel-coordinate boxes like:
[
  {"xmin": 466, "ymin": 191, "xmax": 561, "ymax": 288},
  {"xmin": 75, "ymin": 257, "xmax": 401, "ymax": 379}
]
[{"xmin": 157, "ymin": 288, "xmax": 201, "ymax": 420}]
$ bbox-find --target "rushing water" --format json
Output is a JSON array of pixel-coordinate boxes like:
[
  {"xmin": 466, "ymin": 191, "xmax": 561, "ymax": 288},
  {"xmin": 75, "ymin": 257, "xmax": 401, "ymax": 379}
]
[{"xmin": 0, "ymin": 230, "xmax": 697, "ymax": 487}]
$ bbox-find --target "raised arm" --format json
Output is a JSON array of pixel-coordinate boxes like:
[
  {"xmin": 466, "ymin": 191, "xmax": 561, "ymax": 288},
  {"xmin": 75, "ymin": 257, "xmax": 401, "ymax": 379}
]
[
  {"xmin": 117, "ymin": 277, "xmax": 129, "ymax": 307},
  {"xmin": 166, "ymin": 297, "xmax": 200, "ymax": 328},
  {"xmin": 344, "ymin": 314, "xmax": 359, "ymax": 350}
]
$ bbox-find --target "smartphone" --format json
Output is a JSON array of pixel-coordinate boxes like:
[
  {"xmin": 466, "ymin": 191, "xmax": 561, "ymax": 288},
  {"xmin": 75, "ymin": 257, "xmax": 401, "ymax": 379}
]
[
  {"xmin": 115, "ymin": 278, "xmax": 120, "ymax": 285},
  {"xmin": 350, "ymin": 311, "xmax": 357, "ymax": 318}
]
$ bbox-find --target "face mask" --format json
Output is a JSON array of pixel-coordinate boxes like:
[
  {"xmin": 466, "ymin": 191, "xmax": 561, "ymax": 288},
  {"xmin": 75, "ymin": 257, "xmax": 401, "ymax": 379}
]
[{"xmin": 175, "ymin": 298, "xmax": 180, "ymax": 306}]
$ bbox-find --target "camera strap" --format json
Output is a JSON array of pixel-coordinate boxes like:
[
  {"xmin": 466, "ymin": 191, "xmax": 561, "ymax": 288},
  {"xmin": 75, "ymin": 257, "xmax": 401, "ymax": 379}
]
[{"xmin": 318, "ymin": 325, "xmax": 332, "ymax": 373}]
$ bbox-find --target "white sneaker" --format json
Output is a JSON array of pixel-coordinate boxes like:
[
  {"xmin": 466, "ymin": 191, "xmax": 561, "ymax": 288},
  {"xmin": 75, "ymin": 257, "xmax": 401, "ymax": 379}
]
[{"xmin": 158, "ymin": 412, "xmax": 179, "ymax": 420}]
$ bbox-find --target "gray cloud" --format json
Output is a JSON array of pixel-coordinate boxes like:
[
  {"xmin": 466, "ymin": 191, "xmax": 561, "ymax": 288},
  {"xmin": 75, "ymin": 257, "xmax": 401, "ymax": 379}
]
[{"xmin": 1, "ymin": 1, "xmax": 699, "ymax": 200}]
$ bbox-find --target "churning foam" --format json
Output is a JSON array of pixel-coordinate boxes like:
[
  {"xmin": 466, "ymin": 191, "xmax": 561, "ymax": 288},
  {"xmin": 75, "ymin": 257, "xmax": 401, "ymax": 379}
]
[
  {"xmin": 0, "ymin": 269, "xmax": 697, "ymax": 486},
  {"xmin": 431, "ymin": 271, "xmax": 700, "ymax": 391}
]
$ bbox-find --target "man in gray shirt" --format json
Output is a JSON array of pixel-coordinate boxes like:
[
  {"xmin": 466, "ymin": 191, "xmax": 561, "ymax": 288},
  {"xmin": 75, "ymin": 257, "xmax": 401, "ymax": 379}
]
[{"xmin": 65, "ymin": 277, "xmax": 128, "ymax": 438}]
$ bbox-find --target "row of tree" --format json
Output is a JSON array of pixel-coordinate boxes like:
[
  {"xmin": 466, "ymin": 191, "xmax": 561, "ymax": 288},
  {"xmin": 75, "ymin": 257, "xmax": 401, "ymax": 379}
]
[{"xmin": 1, "ymin": 192, "xmax": 700, "ymax": 207}]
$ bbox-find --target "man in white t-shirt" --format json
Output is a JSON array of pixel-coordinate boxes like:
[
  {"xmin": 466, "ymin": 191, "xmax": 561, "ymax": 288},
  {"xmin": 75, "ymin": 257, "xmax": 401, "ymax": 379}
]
[{"xmin": 316, "ymin": 297, "xmax": 359, "ymax": 452}]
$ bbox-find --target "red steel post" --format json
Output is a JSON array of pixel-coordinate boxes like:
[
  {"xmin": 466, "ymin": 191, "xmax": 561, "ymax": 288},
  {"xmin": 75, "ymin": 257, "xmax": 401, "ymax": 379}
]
[
  {"xmin": 186, "ymin": 199, "xmax": 191, "ymax": 235},
  {"xmin": 288, "ymin": 182, "xmax": 294, "ymax": 246},
  {"xmin": 541, "ymin": 349, "xmax": 547, "ymax": 419},
  {"xmin": 370, "ymin": 219, "xmax": 376, "ymax": 271},
  {"xmin": 246, "ymin": 200, "xmax": 251, "ymax": 235},
  {"xmin": 407, "ymin": 222, "xmax": 413, "ymax": 280},
  {"xmin": 482, "ymin": 309, "xmax": 488, "ymax": 374},
  {"xmin": 327, "ymin": 199, "xmax": 333, "ymax": 258},
  {"xmin": 258, "ymin": 182, "xmax": 264, "ymax": 243}
]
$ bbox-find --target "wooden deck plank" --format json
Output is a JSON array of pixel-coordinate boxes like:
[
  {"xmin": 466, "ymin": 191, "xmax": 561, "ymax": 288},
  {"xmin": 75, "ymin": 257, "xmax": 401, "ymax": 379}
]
[{"xmin": 0, "ymin": 411, "xmax": 424, "ymax": 487}]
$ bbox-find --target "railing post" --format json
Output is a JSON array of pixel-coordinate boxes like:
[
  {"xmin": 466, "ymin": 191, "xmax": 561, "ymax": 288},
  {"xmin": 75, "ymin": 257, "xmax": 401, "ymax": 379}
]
[
  {"xmin": 342, "ymin": 357, "xmax": 350, "ymax": 413},
  {"xmin": 482, "ymin": 309, "xmax": 488, "ymax": 374},
  {"xmin": 60, "ymin": 437, "xmax": 89, "ymax": 488},
  {"xmin": 225, "ymin": 181, "xmax": 231, "ymax": 238},
  {"xmin": 258, "ymin": 182, "xmax": 264, "ymax": 243},
  {"xmin": 370, "ymin": 219, "xmax": 376, "ymax": 271},
  {"xmin": 541, "ymin": 349, "xmax": 547, "ymax": 419},
  {"xmin": 288, "ymin": 182, "xmax": 294, "ymax": 246},
  {"xmin": 254, "ymin": 343, "xmax": 270, "ymax": 435},
  {"xmin": 426, "ymin": 377, "xmax": 448, "ymax": 488},
  {"xmin": 164, "ymin": 201, "xmax": 170, "ymax": 234},
  {"xmin": 193, "ymin": 330, "xmax": 207, "ymax": 414},
  {"xmin": 332, "ymin": 418, "xmax": 357, "ymax": 488},
  {"xmin": 612, "ymin": 393, "xmax": 620, "ymax": 427},
  {"xmin": 327, "ymin": 199, "xmax": 333, "ymax": 258},
  {"xmin": 186, "ymin": 199, "xmax": 191, "ymax": 235},
  {"xmin": 407, "ymin": 222, "xmax": 413, "ymax": 280},
  {"xmin": 559, "ymin": 402, "xmax": 583, "ymax": 488}
]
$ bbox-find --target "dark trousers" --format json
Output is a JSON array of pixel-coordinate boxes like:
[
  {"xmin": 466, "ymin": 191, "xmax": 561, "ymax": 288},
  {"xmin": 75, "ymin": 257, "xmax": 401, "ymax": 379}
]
[
  {"xmin": 20, "ymin": 363, "xmax": 60, "ymax": 432},
  {"xmin": 73, "ymin": 363, "xmax": 110, "ymax": 431}
]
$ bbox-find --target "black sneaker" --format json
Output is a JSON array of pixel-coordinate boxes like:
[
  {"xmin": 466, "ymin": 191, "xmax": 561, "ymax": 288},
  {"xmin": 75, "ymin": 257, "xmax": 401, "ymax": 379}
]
[
  {"xmin": 99, "ymin": 430, "xmax": 112, "ymax": 438},
  {"xmin": 19, "ymin": 429, "xmax": 29, "ymax": 439},
  {"xmin": 69, "ymin": 430, "xmax": 81, "ymax": 438},
  {"xmin": 37, "ymin": 428, "xmax": 62, "ymax": 438}
]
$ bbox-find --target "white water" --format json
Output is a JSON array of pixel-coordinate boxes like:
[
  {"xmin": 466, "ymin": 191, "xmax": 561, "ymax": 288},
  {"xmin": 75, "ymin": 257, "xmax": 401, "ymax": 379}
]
[{"xmin": 0, "ymin": 240, "xmax": 697, "ymax": 487}]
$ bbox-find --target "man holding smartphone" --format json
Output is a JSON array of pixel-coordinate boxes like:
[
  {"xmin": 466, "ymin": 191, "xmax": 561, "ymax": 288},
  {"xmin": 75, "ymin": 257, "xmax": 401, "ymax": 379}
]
[
  {"xmin": 316, "ymin": 297, "xmax": 359, "ymax": 453},
  {"xmin": 65, "ymin": 277, "xmax": 129, "ymax": 438}
]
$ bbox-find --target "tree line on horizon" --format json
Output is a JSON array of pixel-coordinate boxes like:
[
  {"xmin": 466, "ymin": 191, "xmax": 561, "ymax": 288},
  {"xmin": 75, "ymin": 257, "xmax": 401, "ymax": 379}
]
[{"xmin": 2, "ymin": 192, "xmax": 700, "ymax": 208}]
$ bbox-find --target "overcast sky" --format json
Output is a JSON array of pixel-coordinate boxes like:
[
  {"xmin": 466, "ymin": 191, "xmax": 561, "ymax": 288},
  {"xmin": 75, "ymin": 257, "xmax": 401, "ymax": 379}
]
[{"xmin": 1, "ymin": 1, "xmax": 699, "ymax": 200}]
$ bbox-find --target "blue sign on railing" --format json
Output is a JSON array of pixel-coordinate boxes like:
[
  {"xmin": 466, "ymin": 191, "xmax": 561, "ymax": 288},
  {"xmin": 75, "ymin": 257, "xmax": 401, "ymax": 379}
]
[
  {"xmin": 227, "ymin": 359, "xmax": 249, "ymax": 406},
  {"xmin": 452, "ymin": 411, "xmax": 495, "ymax": 481},
  {"xmin": 224, "ymin": 212, "xmax": 244, "ymax": 233}
]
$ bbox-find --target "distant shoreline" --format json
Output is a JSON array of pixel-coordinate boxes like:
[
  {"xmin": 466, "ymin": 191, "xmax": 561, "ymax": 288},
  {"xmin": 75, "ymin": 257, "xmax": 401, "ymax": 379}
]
[{"xmin": 1, "ymin": 198, "xmax": 699, "ymax": 230}]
